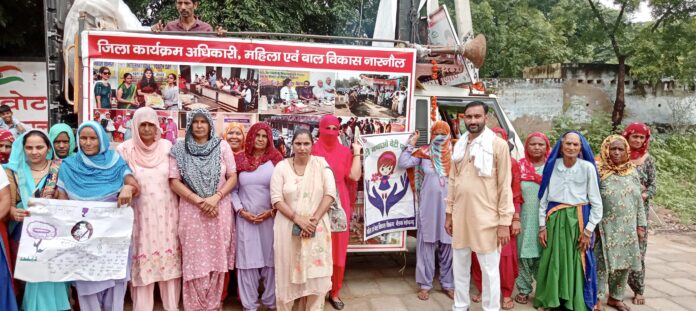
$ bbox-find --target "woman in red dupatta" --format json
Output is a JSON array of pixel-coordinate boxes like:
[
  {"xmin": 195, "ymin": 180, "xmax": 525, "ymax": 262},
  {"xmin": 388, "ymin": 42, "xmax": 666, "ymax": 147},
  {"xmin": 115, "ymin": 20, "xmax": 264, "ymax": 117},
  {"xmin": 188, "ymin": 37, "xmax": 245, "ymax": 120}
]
[
  {"xmin": 311, "ymin": 115, "xmax": 362, "ymax": 310},
  {"xmin": 622, "ymin": 122, "xmax": 656, "ymax": 305},
  {"xmin": 471, "ymin": 127, "xmax": 523, "ymax": 309},
  {"xmin": 514, "ymin": 132, "xmax": 551, "ymax": 305}
]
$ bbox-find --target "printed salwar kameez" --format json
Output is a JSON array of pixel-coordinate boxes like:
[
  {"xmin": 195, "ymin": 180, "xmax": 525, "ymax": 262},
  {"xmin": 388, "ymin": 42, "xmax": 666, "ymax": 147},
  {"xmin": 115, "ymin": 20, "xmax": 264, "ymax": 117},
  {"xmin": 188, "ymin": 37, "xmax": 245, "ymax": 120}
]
[{"xmin": 595, "ymin": 172, "xmax": 646, "ymax": 300}]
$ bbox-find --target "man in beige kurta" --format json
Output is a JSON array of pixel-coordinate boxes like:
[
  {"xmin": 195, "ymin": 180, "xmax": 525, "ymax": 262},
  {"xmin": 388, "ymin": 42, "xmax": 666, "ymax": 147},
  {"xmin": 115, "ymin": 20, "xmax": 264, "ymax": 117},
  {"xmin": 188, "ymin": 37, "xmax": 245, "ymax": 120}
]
[{"xmin": 445, "ymin": 101, "xmax": 514, "ymax": 311}]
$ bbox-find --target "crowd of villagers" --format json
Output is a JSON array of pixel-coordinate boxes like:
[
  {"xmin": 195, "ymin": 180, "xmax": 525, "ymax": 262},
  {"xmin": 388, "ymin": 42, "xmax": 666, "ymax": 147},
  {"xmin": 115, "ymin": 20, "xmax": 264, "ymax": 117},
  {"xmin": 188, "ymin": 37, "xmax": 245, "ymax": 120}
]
[{"xmin": 0, "ymin": 103, "xmax": 655, "ymax": 311}]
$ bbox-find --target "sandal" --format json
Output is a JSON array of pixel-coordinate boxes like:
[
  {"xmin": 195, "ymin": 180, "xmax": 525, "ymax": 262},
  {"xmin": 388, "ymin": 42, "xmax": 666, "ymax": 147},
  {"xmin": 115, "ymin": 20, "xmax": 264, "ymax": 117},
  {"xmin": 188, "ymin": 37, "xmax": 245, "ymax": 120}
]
[
  {"xmin": 607, "ymin": 299, "xmax": 630, "ymax": 311},
  {"xmin": 328, "ymin": 297, "xmax": 345, "ymax": 310},
  {"xmin": 502, "ymin": 297, "xmax": 515, "ymax": 310},
  {"xmin": 443, "ymin": 289, "xmax": 454, "ymax": 300},
  {"xmin": 417, "ymin": 289, "xmax": 430, "ymax": 301},
  {"xmin": 514, "ymin": 294, "xmax": 529, "ymax": 304}
]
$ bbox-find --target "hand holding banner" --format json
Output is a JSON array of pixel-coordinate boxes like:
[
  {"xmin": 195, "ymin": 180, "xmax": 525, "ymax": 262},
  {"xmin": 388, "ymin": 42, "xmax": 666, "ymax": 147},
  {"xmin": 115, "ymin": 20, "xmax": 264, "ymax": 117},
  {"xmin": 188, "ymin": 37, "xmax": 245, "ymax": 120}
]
[{"xmin": 15, "ymin": 198, "xmax": 134, "ymax": 282}]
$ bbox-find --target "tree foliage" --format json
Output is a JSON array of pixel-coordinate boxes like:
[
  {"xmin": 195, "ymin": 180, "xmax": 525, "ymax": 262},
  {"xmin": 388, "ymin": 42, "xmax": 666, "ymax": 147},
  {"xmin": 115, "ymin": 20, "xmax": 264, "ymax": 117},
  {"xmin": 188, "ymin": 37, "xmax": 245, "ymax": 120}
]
[
  {"xmin": 123, "ymin": 0, "xmax": 380, "ymax": 39},
  {"xmin": 0, "ymin": 0, "xmax": 45, "ymax": 58}
]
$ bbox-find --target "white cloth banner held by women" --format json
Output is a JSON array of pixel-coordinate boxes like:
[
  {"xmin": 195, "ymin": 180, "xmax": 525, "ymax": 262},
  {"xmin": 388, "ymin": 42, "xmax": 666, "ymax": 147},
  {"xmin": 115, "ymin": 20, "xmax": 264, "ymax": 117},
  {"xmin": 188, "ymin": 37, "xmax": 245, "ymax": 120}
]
[
  {"xmin": 362, "ymin": 133, "xmax": 415, "ymax": 239},
  {"xmin": 14, "ymin": 198, "xmax": 134, "ymax": 282}
]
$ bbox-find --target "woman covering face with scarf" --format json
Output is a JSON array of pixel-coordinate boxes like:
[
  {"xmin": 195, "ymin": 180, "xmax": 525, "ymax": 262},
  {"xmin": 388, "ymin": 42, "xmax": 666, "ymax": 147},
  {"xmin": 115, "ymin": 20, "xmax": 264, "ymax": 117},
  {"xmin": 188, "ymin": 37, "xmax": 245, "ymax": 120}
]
[
  {"xmin": 168, "ymin": 108, "xmax": 237, "ymax": 311},
  {"xmin": 398, "ymin": 120, "xmax": 454, "ymax": 301},
  {"xmin": 311, "ymin": 115, "xmax": 362, "ymax": 310},
  {"xmin": 621, "ymin": 122, "xmax": 656, "ymax": 305}
]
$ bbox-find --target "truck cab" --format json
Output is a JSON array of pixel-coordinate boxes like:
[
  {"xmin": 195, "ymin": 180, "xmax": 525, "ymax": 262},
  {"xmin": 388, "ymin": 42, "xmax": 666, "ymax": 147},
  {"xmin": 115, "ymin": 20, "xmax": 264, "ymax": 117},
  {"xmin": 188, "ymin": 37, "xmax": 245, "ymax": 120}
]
[{"xmin": 412, "ymin": 84, "xmax": 524, "ymax": 159}]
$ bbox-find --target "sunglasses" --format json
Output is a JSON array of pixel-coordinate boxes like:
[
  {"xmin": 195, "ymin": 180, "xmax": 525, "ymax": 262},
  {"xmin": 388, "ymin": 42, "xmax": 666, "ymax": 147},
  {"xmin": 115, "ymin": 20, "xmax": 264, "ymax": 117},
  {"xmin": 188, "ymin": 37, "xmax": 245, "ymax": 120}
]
[{"xmin": 102, "ymin": 72, "xmax": 111, "ymax": 75}]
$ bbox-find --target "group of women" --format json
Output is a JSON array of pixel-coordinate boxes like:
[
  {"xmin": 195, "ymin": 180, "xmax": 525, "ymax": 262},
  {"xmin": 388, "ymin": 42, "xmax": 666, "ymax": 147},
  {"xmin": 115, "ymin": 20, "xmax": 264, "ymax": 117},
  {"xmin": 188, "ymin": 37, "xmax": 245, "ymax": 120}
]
[
  {"xmin": 0, "ymin": 109, "xmax": 361, "ymax": 311},
  {"xmin": 402, "ymin": 121, "xmax": 655, "ymax": 311},
  {"xmin": 0, "ymin": 106, "xmax": 656, "ymax": 311}
]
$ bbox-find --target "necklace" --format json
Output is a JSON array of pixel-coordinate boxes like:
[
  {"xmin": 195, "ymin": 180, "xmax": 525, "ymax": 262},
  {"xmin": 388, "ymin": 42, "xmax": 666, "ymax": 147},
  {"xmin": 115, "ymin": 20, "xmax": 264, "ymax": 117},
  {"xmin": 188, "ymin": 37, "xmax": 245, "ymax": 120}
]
[
  {"xmin": 291, "ymin": 158, "xmax": 305, "ymax": 176},
  {"xmin": 30, "ymin": 161, "xmax": 50, "ymax": 172}
]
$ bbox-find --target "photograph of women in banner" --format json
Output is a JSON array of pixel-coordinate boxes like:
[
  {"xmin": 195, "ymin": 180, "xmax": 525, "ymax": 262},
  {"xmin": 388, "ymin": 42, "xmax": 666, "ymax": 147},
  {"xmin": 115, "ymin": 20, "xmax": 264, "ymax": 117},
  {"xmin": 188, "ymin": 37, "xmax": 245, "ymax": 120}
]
[
  {"xmin": 257, "ymin": 69, "xmax": 336, "ymax": 115},
  {"xmin": 93, "ymin": 109, "xmax": 179, "ymax": 145},
  {"xmin": 340, "ymin": 117, "xmax": 406, "ymax": 146},
  {"xmin": 334, "ymin": 72, "xmax": 409, "ymax": 118},
  {"xmin": 177, "ymin": 111, "xmax": 256, "ymax": 145},
  {"xmin": 179, "ymin": 65, "xmax": 259, "ymax": 113},
  {"xmin": 258, "ymin": 114, "xmax": 320, "ymax": 158},
  {"xmin": 91, "ymin": 62, "xmax": 180, "ymax": 111}
]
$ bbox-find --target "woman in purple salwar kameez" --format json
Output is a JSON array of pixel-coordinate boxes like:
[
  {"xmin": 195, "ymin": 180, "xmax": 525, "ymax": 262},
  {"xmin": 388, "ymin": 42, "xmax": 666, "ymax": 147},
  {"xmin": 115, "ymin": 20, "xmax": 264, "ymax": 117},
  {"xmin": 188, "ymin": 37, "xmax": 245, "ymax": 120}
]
[
  {"xmin": 398, "ymin": 121, "xmax": 454, "ymax": 301},
  {"xmin": 232, "ymin": 122, "xmax": 284, "ymax": 311},
  {"xmin": 56, "ymin": 121, "xmax": 140, "ymax": 311}
]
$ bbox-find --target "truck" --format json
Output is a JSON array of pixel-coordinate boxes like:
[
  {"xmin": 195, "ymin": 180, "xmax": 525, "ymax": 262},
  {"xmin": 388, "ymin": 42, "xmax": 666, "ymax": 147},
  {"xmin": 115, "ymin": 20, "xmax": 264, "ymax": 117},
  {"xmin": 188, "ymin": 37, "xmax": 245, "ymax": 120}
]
[{"xmin": 4, "ymin": 0, "xmax": 523, "ymax": 252}]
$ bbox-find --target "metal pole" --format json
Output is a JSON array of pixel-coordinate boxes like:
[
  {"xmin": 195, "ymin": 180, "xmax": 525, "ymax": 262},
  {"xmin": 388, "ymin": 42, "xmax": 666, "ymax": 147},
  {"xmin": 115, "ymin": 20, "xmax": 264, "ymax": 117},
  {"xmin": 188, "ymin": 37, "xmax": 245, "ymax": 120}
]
[{"xmin": 95, "ymin": 29, "xmax": 410, "ymax": 45}]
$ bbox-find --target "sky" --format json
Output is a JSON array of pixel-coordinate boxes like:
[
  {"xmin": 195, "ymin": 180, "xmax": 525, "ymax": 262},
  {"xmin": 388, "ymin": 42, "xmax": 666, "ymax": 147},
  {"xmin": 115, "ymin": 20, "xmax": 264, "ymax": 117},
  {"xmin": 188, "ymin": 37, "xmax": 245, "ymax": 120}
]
[{"xmin": 599, "ymin": 0, "xmax": 654, "ymax": 22}]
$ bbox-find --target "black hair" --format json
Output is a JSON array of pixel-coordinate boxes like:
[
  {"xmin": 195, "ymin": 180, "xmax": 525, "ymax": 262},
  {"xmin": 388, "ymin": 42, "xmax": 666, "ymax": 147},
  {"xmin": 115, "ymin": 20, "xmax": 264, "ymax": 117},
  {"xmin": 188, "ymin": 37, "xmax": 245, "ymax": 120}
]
[
  {"xmin": 119, "ymin": 73, "xmax": 133, "ymax": 89},
  {"xmin": 283, "ymin": 78, "xmax": 292, "ymax": 87},
  {"xmin": 139, "ymin": 68, "xmax": 158, "ymax": 89},
  {"xmin": 463, "ymin": 101, "xmax": 489, "ymax": 114},
  {"xmin": 23, "ymin": 131, "xmax": 52, "ymax": 150},
  {"xmin": 0, "ymin": 105, "xmax": 11, "ymax": 114},
  {"xmin": 99, "ymin": 66, "xmax": 110, "ymax": 74},
  {"xmin": 168, "ymin": 73, "xmax": 177, "ymax": 86},
  {"xmin": 291, "ymin": 128, "xmax": 313, "ymax": 144}
]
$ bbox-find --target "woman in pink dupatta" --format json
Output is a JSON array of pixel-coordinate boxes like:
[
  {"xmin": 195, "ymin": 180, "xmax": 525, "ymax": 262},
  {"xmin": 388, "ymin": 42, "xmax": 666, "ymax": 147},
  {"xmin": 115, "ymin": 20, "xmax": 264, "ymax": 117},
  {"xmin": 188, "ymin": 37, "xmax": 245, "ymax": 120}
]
[
  {"xmin": 117, "ymin": 107, "xmax": 182, "ymax": 310},
  {"xmin": 311, "ymin": 115, "xmax": 362, "ymax": 310}
]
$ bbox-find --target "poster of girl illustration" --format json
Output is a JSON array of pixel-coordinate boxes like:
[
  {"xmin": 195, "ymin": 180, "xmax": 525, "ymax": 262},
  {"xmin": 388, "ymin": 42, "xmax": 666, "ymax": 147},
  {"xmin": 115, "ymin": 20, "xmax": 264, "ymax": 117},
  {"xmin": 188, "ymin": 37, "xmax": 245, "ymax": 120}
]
[{"xmin": 367, "ymin": 151, "xmax": 409, "ymax": 217}]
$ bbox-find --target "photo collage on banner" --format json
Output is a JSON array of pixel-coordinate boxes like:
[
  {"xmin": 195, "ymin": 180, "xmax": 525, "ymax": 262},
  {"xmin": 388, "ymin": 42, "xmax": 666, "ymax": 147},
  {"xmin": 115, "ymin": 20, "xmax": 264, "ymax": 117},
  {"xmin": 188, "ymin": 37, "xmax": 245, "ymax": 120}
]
[
  {"xmin": 85, "ymin": 32, "xmax": 417, "ymax": 251},
  {"xmin": 258, "ymin": 69, "xmax": 336, "ymax": 115},
  {"xmin": 334, "ymin": 71, "xmax": 409, "ymax": 119}
]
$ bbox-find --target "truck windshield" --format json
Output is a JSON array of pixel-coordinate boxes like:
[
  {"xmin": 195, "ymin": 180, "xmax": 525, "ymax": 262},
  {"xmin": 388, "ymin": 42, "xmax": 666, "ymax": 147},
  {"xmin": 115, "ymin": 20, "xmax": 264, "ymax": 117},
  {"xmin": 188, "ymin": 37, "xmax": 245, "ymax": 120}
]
[{"xmin": 436, "ymin": 97, "xmax": 507, "ymax": 136}]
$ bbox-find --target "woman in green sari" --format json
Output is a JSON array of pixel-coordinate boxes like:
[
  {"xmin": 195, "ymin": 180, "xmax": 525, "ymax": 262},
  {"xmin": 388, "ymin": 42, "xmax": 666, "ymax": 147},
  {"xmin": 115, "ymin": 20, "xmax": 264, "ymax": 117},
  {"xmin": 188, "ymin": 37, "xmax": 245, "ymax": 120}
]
[
  {"xmin": 116, "ymin": 73, "xmax": 139, "ymax": 109},
  {"xmin": 4, "ymin": 130, "xmax": 70, "ymax": 311},
  {"xmin": 594, "ymin": 135, "xmax": 646, "ymax": 311}
]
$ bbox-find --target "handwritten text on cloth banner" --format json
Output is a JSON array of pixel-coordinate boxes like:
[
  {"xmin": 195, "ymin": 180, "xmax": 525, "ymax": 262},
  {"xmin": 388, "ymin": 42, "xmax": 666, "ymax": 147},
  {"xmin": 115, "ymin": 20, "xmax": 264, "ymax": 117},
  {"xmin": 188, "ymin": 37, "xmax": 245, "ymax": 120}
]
[
  {"xmin": 15, "ymin": 198, "xmax": 134, "ymax": 282},
  {"xmin": 362, "ymin": 133, "xmax": 416, "ymax": 239}
]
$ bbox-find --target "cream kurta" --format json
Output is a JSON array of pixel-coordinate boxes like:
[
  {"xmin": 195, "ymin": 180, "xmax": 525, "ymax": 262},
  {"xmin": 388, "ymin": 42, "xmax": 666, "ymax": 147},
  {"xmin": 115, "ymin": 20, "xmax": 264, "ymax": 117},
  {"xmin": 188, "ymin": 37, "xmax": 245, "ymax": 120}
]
[{"xmin": 446, "ymin": 137, "xmax": 514, "ymax": 253}]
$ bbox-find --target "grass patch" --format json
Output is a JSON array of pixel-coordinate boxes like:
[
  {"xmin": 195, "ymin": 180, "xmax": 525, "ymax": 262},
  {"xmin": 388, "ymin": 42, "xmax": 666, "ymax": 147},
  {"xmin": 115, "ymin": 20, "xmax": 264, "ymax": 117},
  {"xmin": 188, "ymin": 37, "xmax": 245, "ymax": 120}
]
[
  {"xmin": 548, "ymin": 114, "xmax": 696, "ymax": 224},
  {"xmin": 651, "ymin": 133, "xmax": 696, "ymax": 224}
]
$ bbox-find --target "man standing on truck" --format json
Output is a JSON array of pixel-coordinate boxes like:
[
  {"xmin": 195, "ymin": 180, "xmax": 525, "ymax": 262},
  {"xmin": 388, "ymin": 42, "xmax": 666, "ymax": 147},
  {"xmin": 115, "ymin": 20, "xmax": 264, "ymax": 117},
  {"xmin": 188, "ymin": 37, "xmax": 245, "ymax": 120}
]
[
  {"xmin": 0, "ymin": 105, "xmax": 28, "ymax": 138},
  {"xmin": 445, "ymin": 101, "xmax": 514, "ymax": 311},
  {"xmin": 151, "ymin": 0, "xmax": 213, "ymax": 32}
]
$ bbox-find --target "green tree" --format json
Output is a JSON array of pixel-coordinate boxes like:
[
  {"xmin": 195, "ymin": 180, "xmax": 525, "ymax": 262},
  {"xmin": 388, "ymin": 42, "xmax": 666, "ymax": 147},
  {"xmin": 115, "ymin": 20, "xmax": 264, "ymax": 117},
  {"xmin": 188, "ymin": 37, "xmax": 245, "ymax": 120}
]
[
  {"xmin": 586, "ymin": 0, "xmax": 640, "ymax": 127},
  {"xmin": 468, "ymin": 0, "xmax": 572, "ymax": 77},
  {"xmin": 123, "ymin": 0, "xmax": 380, "ymax": 40},
  {"xmin": 629, "ymin": 19, "xmax": 696, "ymax": 88},
  {"xmin": 0, "ymin": 0, "xmax": 45, "ymax": 57}
]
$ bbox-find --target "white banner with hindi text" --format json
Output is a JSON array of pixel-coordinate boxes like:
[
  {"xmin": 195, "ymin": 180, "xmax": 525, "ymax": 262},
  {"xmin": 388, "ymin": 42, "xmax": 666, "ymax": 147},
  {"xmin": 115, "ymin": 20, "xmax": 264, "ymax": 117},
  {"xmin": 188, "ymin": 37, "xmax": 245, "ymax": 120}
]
[{"xmin": 14, "ymin": 198, "xmax": 133, "ymax": 282}]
